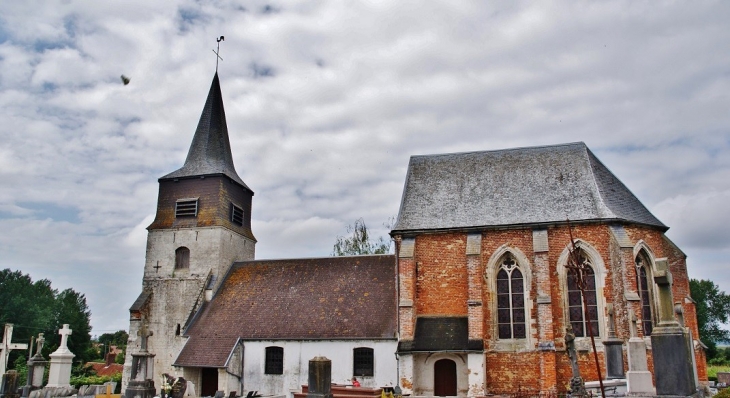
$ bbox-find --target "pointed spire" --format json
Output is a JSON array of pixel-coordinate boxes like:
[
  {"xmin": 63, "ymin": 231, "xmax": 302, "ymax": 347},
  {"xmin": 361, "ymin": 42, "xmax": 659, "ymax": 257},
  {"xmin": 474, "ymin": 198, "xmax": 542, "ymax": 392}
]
[{"xmin": 162, "ymin": 73, "xmax": 250, "ymax": 191}]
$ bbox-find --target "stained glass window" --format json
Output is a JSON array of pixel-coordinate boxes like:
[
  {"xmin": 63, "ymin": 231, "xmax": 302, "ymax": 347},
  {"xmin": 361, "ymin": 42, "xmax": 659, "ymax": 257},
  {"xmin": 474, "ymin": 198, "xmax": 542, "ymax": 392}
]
[
  {"xmin": 566, "ymin": 255, "xmax": 598, "ymax": 337},
  {"xmin": 496, "ymin": 255, "xmax": 526, "ymax": 339}
]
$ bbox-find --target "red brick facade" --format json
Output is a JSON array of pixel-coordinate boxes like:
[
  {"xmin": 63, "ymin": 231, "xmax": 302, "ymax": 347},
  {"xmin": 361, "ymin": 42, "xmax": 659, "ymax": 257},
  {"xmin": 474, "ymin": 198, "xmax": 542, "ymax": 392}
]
[{"xmin": 395, "ymin": 222, "xmax": 707, "ymax": 395}]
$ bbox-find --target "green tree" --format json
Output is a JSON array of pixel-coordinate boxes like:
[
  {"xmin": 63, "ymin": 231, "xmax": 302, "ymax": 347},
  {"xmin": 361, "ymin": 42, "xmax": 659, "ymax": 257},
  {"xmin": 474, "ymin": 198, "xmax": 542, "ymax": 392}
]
[
  {"xmin": 332, "ymin": 218, "xmax": 392, "ymax": 256},
  {"xmin": 52, "ymin": 289, "xmax": 93, "ymax": 363},
  {"xmin": 689, "ymin": 278, "xmax": 730, "ymax": 359},
  {"xmin": 0, "ymin": 269, "xmax": 94, "ymax": 367},
  {"xmin": 98, "ymin": 330, "xmax": 128, "ymax": 363}
]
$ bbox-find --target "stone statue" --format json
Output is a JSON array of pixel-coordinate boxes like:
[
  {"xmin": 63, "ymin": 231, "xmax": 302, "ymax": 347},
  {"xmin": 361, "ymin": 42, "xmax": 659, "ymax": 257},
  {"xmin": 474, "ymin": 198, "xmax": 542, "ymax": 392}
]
[
  {"xmin": 565, "ymin": 326, "xmax": 586, "ymax": 396},
  {"xmin": 35, "ymin": 333, "xmax": 45, "ymax": 356}
]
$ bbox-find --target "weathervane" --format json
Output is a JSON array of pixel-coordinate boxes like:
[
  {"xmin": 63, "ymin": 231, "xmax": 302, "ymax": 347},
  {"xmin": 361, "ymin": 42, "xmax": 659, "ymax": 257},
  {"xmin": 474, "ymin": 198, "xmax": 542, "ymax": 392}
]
[{"xmin": 213, "ymin": 36, "xmax": 225, "ymax": 72}]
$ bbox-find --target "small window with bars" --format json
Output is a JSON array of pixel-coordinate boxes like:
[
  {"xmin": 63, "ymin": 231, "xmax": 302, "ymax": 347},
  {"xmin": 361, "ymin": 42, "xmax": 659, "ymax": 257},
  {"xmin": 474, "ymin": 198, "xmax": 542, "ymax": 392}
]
[
  {"xmin": 353, "ymin": 347, "xmax": 374, "ymax": 377},
  {"xmin": 265, "ymin": 346, "xmax": 283, "ymax": 375},
  {"xmin": 231, "ymin": 204, "xmax": 244, "ymax": 226},
  {"xmin": 175, "ymin": 198, "xmax": 198, "ymax": 217}
]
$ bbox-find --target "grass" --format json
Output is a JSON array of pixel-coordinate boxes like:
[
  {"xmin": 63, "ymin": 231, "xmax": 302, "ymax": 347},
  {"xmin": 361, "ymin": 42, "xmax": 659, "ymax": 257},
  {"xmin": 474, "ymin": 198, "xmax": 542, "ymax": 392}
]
[{"xmin": 708, "ymin": 365, "xmax": 730, "ymax": 380}]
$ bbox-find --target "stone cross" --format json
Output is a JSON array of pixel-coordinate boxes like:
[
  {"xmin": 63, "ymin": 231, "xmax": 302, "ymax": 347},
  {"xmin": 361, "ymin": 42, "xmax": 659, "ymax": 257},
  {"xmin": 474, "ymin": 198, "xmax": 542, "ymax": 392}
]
[
  {"xmin": 138, "ymin": 323, "xmax": 153, "ymax": 352},
  {"xmin": 653, "ymin": 259, "xmax": 679, "ymax": 327},
  {"xmin": 57, "ymin": 324, "xmax": 72, "ymax": 353},
  {"xmin": 0, "ymin": 324, "xmax": 29, "ymax": 376}
]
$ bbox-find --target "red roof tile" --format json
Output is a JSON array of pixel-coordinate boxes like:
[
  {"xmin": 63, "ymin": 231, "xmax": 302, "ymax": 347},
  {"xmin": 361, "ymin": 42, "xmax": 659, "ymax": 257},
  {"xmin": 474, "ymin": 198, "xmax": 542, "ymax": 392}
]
[{"xmin": 175, "ymin": 255, "xmax": 397, "ymax": 367}]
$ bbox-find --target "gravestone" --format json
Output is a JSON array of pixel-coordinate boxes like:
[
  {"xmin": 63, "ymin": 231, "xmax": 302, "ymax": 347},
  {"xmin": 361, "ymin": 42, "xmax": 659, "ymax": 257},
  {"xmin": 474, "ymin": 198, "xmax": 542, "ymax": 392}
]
[
  {"xmin": 47, "ymin": 325, "xmax": 74, "ymax": 388},
  {"xmin": 162, "ymin": 374, "xmax": 186, "ymax": 398},
  {"xmin": 602, "ymin": 304, "xmax": 625, "ymax": 379},
  {"xmin": 124, "ymin": 323, "xmax": 155, "ymax": 398},
  {"xmin": 307, "ymin": 357, "xmax": 333, "ymax": 398},
  {"xmin": 1, "ymin": 370, "xmax": 21, "ymax": 398},
  {"xmin": 185, "ymin": 381, "xmax": 196, "ymax": 397},
  {"xmin": 650, "ymin": 259, "xmax": 697, "ymax": 396},
  {"xmin": 25, "ymin": 333, "xmax": 49, "ymax": 393},
  {"xmin": 626, "ymin": 313, "xmax": 654, "ymax": 394}
]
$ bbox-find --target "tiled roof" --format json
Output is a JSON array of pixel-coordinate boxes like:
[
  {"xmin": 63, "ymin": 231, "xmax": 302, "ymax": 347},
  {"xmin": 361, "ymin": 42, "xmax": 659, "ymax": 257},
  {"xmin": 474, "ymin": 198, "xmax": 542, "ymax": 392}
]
[
  {"xmin": 392, "ymin": 142, "xmax": 666, "ymax": 233},
  {"xmin": 174, "ymin": 255, "xmax": 397, "ymax": 368},
  {"xmin": 86, "ymin": 362, "xmax": 123, "ymax": 377},
  {"xmin": 161, "ymin": 73, "xmax": 250, "ymax": 191}
]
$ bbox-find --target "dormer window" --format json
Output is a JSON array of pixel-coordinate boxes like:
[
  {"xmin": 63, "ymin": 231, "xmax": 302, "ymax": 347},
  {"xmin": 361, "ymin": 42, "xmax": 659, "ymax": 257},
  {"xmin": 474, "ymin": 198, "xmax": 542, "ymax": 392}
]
[
  {"xmin": 231, "ymin": 204, "xmax": 244, "ymax": 226},
  {"xmin": 176, "ymin": 198, "xmax": 198, "ymax": 217}
]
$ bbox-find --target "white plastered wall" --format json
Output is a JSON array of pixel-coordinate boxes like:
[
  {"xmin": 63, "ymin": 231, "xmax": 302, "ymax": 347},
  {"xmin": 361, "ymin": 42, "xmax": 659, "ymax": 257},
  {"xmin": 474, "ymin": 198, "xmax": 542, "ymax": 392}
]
[{"xmin": 238, "ymin": 340, "xmax": 398, "ymax": 398}]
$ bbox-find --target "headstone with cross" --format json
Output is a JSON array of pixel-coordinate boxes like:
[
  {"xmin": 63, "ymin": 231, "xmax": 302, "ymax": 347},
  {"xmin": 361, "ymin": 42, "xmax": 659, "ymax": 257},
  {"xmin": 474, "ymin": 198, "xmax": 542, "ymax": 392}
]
[
  {"xmin": 125, "ymin": 321, "xmax": 156, "ymax": 398},
  {"xmin": 650, "ymin": 258, "xmax": 696, "ymax": 396},
  {"xmin": 46, "ymin": 325, "xmax": 75, "ymax": 388},
  {"xmin": 0, "ymin": 324, "xmax": 28, "ymax": 376}
]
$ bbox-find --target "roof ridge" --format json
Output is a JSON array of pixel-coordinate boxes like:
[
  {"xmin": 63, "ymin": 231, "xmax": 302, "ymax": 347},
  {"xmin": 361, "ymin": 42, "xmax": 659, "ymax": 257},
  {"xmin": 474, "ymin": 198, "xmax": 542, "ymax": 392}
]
[{"xmin": 409, "ymin": 141, "xmax": 586, "ymax": 159}]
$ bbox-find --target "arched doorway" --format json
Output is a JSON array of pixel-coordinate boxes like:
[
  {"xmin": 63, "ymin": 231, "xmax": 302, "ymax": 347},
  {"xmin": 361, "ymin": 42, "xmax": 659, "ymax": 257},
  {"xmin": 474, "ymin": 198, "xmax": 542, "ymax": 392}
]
[{"xmin": 434, "ymin": 359, "xmax": 457, "ymax": 396}]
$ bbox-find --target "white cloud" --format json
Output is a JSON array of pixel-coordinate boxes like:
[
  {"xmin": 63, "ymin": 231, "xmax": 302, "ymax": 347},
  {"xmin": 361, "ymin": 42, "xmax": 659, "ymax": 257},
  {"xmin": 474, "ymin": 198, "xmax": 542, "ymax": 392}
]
[{"xmin": 1, "ymin": 1, "xmax": 730, "ymax": 333}]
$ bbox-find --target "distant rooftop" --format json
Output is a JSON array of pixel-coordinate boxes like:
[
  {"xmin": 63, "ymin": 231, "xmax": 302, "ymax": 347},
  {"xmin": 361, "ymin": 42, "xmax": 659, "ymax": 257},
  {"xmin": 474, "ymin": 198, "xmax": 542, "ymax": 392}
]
[{"xmin": 392, "ymin": 142, "xmax": 666, "ymax": 233}]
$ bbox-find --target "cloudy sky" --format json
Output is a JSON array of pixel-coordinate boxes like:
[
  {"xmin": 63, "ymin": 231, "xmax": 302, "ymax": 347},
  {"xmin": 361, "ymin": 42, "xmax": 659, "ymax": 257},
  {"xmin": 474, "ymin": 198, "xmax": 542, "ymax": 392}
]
[{"xmin": 1, "ymin": 1, "xmax": 728, "ymax": 335}]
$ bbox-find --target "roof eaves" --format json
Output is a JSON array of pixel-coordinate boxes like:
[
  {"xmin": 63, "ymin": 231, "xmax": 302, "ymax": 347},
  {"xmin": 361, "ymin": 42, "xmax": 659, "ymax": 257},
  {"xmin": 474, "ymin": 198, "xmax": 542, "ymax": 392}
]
[{"xmin": 390, "ymin": 217, "xmax": 669, "ymax": 237}]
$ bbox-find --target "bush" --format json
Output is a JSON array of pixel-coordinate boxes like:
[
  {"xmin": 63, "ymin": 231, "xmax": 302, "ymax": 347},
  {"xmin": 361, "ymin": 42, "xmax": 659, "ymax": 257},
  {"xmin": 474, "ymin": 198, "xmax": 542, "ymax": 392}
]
[
  {"xmin": 714, "ymin": 387, "xmax": 730, "ymax": 398},
  {"xmin": 70, "ymin": 373, "xmax": 122, "ymax": 393}
]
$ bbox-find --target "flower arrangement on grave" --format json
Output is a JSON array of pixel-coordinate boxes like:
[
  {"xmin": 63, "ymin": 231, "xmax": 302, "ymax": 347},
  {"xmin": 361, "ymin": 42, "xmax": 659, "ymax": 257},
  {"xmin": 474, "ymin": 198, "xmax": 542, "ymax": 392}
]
[{"xmin": 161, "ymin": 375, "xmax": 172, "ymax": 394}]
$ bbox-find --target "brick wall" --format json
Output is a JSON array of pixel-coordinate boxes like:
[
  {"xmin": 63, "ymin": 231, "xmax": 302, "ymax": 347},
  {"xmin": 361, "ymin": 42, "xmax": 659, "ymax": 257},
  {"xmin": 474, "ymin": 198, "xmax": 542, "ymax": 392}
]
[
  {"xmin": 414, "ymin": 233, "xmax": 468, "ymax": 315},
  {"xmin": 397, "ymin": 221, "xmax": 707, "ymax": 394}
]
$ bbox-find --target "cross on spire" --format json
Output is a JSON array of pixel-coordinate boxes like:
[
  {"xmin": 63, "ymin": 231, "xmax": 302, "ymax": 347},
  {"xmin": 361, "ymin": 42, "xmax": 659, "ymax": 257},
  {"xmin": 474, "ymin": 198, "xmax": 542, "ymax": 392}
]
[{"xmin": 213, "ymin": 36, "xmax": 225, "ymax": 72}]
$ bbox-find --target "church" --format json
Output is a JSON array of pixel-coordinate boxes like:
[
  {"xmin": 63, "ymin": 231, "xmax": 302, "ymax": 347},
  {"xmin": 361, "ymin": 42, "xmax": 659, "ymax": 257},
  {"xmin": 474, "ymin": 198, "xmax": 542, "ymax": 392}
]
[{"xmin": 123, "ymin": 72, "xmax": 706, "ymax": 397}]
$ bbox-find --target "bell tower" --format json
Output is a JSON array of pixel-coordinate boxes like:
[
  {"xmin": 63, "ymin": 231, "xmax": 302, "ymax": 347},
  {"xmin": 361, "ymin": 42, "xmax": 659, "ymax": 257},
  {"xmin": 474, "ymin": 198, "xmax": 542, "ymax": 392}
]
[{"xmin": 124, "ymin": 72, "xmax": 255, "ymax": 389}]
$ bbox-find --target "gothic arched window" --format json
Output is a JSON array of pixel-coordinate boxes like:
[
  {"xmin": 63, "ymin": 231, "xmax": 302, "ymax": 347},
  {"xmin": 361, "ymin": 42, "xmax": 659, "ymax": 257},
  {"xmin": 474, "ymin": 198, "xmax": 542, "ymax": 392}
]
[
  {"xmin": 566, "ymin": 253, "xmax": 599, "ymax": 338},
  {"xmin": 175, "ymin": 247, "xmax": 190, "ymax": 269},
  {"xmin": 496, "ymin": 254, "xmax": 526, "ymax": 339},
  {"xmin": 635, "ymin": 252, "xmax": 654, "ymax": 336}
]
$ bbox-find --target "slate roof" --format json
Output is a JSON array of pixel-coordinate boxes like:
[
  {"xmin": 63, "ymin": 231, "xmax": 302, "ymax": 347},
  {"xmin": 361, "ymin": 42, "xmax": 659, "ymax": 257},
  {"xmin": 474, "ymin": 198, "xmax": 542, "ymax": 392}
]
[
  {"xmin": 392, "ymin": 142, "xmax": 666, "ymax": 233},
  {"xmin": 174, "ymin": 255, "xmax": 397, "ymax": 368},
  {"xmin": 161, "ymin": 73, "xmax": 250, "ymax": 191}
]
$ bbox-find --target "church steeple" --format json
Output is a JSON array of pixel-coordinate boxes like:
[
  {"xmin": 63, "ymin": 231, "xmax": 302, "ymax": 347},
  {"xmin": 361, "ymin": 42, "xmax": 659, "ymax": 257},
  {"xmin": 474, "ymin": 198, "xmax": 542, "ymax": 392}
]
[{"xmin": 161, "ymin": 72, "xmax": 250, "ymax": 191}]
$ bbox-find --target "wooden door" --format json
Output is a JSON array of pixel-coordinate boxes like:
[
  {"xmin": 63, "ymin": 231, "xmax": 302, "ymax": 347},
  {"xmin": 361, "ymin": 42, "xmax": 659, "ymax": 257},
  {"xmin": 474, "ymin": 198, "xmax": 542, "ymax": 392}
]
[
  {"xmin": 201, "ymin": 367, "xmax": 219, "ymax": 397},
  {"xmin": 434, "ymin": 359, "xmax": 457, "ymax": 396}
]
